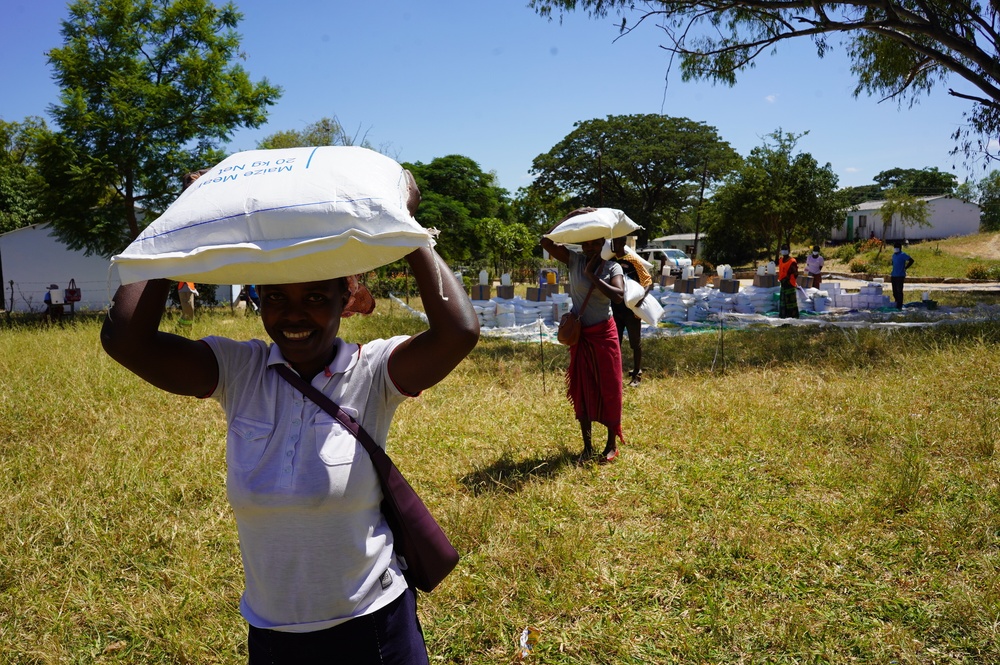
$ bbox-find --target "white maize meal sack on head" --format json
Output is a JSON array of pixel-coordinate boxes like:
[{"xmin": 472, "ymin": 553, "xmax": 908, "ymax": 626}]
[
  {"xmin": 111, "ymin": 146, "xmax": 432, "ymax": 285},
  {"xmin": 544, "ymin": 208, "xmax": 640, "ymax": 244}
]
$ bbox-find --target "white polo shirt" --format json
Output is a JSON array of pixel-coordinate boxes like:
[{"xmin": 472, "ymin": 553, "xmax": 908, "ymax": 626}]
[{"xmin": 203, "ymin": 334, "xmax": 411, "ymax": 632}]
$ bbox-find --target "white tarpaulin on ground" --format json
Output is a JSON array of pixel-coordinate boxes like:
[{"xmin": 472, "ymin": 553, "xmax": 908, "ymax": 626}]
[
  {"xmin": 111, "ymin": 146, "xmax": 432, "ymax": 285},
  {"xmin": 387, "ymin": 292, "xmax": 1000, "ymax": 343}
]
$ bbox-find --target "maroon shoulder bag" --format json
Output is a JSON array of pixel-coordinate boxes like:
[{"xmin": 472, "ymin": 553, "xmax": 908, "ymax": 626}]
[{"xmin": 275, "ymin": 364, "xmax": 459, "ymax": 592}]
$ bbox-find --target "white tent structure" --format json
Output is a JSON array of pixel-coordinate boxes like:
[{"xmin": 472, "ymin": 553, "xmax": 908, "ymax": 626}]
[
  {"xmin": 0, "ymin": 223, "xmax": 239, "ymax": 313},
  {"xmin": 0, "ymin": 223, "xmax": 121, "ymax": 313}
]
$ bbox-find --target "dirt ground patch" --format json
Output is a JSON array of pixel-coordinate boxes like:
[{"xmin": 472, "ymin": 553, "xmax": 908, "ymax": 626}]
[{"xmin": 937, "ymin": 233, "xmax": 1000, "ymax": 260}]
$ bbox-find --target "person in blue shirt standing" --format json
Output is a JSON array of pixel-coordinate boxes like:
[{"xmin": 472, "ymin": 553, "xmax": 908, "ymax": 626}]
[{"xmin": 890, "ymin": 241, "xmax": 915, "ymax": 310}]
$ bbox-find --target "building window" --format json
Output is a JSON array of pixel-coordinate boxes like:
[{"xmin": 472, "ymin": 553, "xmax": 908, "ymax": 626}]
[{"xmin": 859, "ymin": 215, "xmax": 867, "ymax": 229}]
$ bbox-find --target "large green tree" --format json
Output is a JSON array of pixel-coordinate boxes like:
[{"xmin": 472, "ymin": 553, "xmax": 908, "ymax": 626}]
[
  {"xmin": 257, "ymin": 116, "xmax": 378, "ymax": 151},
  {"xmin": 840, "ymin": 183, "xmax": 882, "ymax": 207},
  {"xmin": 39, "ymin": 0, "xmax": 280, "ymax": 257},
  {"xmin": 0, "ymin": 117, "xmax": 48, "ymax": 235},
  {"xmin": 404, "ymin": 155, "xmax": 512, "ymax": 266},
  {"xmin": 528, "ymin": 113, "xmax": 738, "ymax": 246},
  {"xmin": 704, "ymin": 130, "xmax": 849, "ymax": 265},
  {"xmin": 974, "ymin": 170, "xmax": 1000, "ymax": 232},
  {"xmin": 872, "ymin": 167, "xmax": 957, "ymax": 196},
  {"xmin": 879, "ymin": 187, "xmax": 930, "ymax": 240},
  {"xmin": 841, "ymin": 166, "xmax": 960, "ymax": 209},
  {"xmin": 841, "ymin": 166, "xmax": 959, "ymax": 206},
  {"xmin": 530, "ymin": 1, "xmax": 1000, "ymax": 163},
  {"xmin": 511, "ymin": 184, "xmax": 571, "ymax": 237},
  {"xmin": 479, "ymin": 217, "xmax": 536, "ymax": 277}
]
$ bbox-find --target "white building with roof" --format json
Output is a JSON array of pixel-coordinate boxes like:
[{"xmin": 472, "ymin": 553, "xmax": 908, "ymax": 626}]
[
  {"xmin": 0, "ymin": 223, "xmax": 121, "ymax": 313},
  {"xmin": 832, "ymin": 195, "xmax": 980, "ymax": 242}
]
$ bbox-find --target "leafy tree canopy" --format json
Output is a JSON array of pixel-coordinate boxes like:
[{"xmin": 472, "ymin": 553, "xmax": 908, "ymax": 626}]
[
  {"xmin": 974, "ymin": 170, "xmax": 1000, "ymax": 232},
  {"xmin": 404, "ymin": 155, "xmax": 512, "ymax": 266},
  {"xmin": 479, "ymin": 217, "xmax": 536, "ymax": 277},
  {"xmin": 39, "ymin": 0, "xmax": 280, "ymax": 257},
  {"xmin": 257, "ymin": 116, "xmax": 377, "ymax": 151},
  {"xmin": 841, "ymin": 166, "xmax": 958, "ymax": 205},
  {"xmin": 840, "ymin": 184, "xmax": 882, "ymax": 207},
  {"xmin": 704, "ymin": 129, "xmax": 849, "ymax": 265},
  {"xmin": 871, "ymin": 167, "xmax": 957, "ymax": 196},
  {"xmin": 880, "ymin": 187, "xmax": 930, "ymax": 239},
  {"xmin": 528, "ymin": 113, "xmax": 738, "ymax": 246},
  {"xmin": 530, "ymin": 1, "xmax": 1000, "ymax": 165},
  {"xmin": 511, "ymin": 185, "xmax": 571, "ymax": 238},
  {"xmin": 0, "ymin": 117, "xmax": 48, "ymax": 234}
]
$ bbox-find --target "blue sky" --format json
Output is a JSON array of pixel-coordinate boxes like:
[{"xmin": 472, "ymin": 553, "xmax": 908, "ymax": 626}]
[{"xmin": 2, "ymin": 0, "xmax": 988, "ymax": 195}]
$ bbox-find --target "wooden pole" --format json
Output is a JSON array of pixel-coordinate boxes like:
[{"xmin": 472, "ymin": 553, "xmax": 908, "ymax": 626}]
[{"xmin": 539, "ymin": 320, "xmax": 546, "ymax": 394}]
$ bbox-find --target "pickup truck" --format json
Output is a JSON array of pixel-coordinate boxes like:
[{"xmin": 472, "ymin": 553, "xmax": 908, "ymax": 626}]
[{"xmin": 637, "ymin": 247, "xmax": 693, "ymax": 276}]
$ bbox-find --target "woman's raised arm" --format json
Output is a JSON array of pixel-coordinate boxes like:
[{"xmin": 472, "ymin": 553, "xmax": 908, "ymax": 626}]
[
  {"xmin": 101, "ymin": 279, "xmax": 218, "ymax": 397},
  {"xmin": 386, "ymin": 247, "xmax": 480, "ymax": 395}
]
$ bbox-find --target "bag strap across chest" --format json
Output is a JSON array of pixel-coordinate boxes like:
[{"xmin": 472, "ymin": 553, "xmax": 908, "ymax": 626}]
[{"xmin": 573, "ymin": 259, "xmax": 602, "ymax": 315}]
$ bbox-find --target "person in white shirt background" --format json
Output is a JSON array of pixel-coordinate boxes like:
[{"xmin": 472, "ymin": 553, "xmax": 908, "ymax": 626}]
[{"xmin": 805, "ymin": 245, "xmax": 825, "ymax": 290}]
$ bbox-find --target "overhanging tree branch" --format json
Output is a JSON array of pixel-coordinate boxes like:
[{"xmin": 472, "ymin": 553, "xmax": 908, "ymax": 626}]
[{"xmin": 532, "ymin": 0, "xmax": 1000, "ymax": 157}]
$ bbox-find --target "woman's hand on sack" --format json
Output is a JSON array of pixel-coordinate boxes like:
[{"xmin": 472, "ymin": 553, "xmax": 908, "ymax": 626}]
[{"xmin": 584, "ymin": 254, "xmax": 602, "ymax": 280}]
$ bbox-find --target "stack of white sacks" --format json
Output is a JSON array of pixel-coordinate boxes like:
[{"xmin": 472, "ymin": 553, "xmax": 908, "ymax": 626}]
[
  {"xmin": 514, "ymin": 298, "xmax": 556, "ymax": 326},
  {"xmin": 700, "ymin": 288, "xmax": 736, "ymax": 317},
  {"xmin": 495, "ymin": 300, "xmax": 516, "ymax": 328},
  {"xmin": 808, "ymin": 285, "xmax": 832, "ymax": 312},
  {"xmin": 742, "ymin": 263, "xmax": 780, "ymax": 314},
  {"xmin": 740, "ymin": 285, "xmax": 779, "ymax": 314},
  {"xmin": 656, "ymin": 287, "xmax": 692, "ymax": 323},
  {"xmin": 829, "ymin": 280, "xmax": 891, "ymax": 310},
  {"xmin": 472, "ymin": 268, "xmax": 898, "ymax": 331},
  {"xmin": 692, "ymin": 264, "xmax": 738, "ymax": 320},
  {"xmin": 470, "ymin": 299, "xmax": 498, "ymax": 328},
  {"xmin": 471, "ymin": 272, "xmax": 566, "ymax": 329},
  {"xmin": 731, "ymin": 291, "xmax": 756, "ymax": 314},
  {"xmin": 473, "ymin": 296, "xmax": 560, "ymax": 329},
  {"xmin": 685, "ymin": 287, "xmax": 712, "ymax": 322},
  {"xmin": 469, "ymin": 270, "xmax": 498, "ymax": 328}
]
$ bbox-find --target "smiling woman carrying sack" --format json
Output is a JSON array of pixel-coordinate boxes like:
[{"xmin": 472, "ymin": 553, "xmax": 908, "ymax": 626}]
[
  {"xmin": 102, "ymin": 149, "xmax": 480, "ymax": 665},
  {"xmin": 541, "ymin": 208, "xmax": 626, "ymax": 465}
]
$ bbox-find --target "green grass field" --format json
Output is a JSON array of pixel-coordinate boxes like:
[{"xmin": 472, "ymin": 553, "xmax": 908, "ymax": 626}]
[
  {"xmin": 2, "ymin": 300, "xmax": 1000, "ymax": 663},
  {"xmin": 820, "ymin": 232, "xmax": 1000, "ymax": 279}
]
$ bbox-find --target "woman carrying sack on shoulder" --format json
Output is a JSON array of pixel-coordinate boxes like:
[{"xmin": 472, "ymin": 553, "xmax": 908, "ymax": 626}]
[
  {"xmin": 102, "ymin": 171, "xmax": 480, "ymax": 664},
  {"xmin": 541, "ymin": 208, "xmax": 626, "ymax": 464}
]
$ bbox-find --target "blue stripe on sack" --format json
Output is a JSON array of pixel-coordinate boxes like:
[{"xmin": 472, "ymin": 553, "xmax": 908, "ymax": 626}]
[{"xmin": 129, "ymin": 197, "xmax": 384, "ymax": 242}]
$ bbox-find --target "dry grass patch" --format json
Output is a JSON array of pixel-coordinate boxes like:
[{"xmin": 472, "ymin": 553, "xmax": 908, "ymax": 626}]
[{"xmin": 2, "ymin": 311, "xmax": 1000, "ymax": 662}]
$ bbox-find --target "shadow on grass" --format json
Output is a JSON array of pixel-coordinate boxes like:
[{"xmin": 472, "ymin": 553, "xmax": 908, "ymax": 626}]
[{"xmin": 459, "ymin": 447, "xmax": 578, "ymax": 495}]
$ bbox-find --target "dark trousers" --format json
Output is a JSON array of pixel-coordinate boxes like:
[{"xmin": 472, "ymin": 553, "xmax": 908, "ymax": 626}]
[
  {"xmin": 891, "ymin": 276, "xmax": 906, "ymax": 309},
  {"xmin": 247, "ymin": 587, "xmax": 428, "ymax": 665},
  {"xmin": 611, "ymin": 301, "xmax": 642, "ymax": 373}
]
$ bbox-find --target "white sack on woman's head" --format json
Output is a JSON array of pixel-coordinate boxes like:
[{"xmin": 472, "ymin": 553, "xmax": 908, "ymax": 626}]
[
  {"xmin": 111, "ymin": 146, "xmax": 432, "ymax": 285},
  {"xmin": 543, "ymin": 208, "xmax": 640, "ymax": 244}
]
